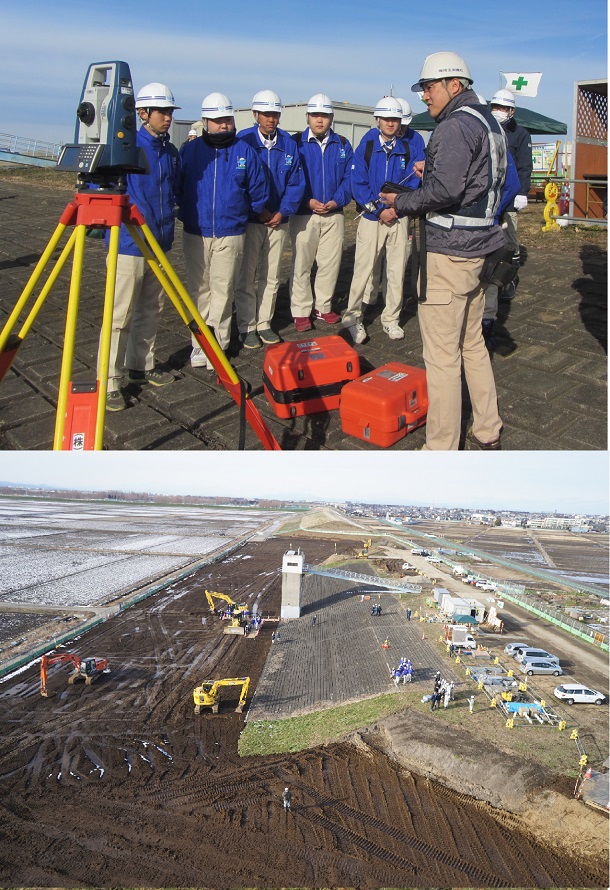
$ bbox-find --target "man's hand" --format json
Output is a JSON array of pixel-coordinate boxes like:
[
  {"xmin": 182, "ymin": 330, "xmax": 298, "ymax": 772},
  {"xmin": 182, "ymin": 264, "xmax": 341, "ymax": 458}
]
[
  {"xmin": 264, "ymin": 211, "xmax": 283, "ymax": 228},
  {"xmin": 378, "ymin": 192, "xmax": 396, "ymax": 207},
  {"xmin": 309, "ymin": 198, "xmax": 329, "ymax": 214},
  {"xmin": 413, "ymin": 160, "xmax": 425, "ymax": 180},
  {"xmin": 258, "ymin": 208, "xmax": 273, "ymax": 223},
  {"xmin": 379, "ymin": 207, "xmax": 398, "ymax": 225}
]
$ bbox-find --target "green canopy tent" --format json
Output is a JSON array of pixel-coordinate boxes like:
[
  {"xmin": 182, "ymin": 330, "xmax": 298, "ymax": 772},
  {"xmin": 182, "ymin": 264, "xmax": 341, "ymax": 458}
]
[
  {"xmin": 452, "ymin": 614, "xmax": 479, "ymax": 624},
  {"xmin": 411, "ymin": 106, "xmax": 567, "ymax": 135}
]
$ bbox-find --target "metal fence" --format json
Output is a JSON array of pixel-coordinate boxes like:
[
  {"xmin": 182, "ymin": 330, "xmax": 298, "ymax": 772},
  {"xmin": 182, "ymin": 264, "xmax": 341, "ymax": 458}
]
[{"xmin": 0, "ymin": 133, "xmax": 62, "ymax": 160}]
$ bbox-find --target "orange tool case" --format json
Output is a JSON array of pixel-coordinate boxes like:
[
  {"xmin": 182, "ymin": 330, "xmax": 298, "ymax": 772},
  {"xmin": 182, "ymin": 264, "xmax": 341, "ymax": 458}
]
[
  {"xmin": 263, "ymin": 336, "xmax": 360, "ymax": 418},
  {"xmin": 339, "ymin": 362, "xmax": 428, "ymax": 447}
]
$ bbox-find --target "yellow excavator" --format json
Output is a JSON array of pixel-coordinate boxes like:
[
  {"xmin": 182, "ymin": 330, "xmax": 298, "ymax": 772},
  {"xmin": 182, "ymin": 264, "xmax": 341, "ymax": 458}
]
[
  {"xmin": 204, "ymin": 590, "xmax": 249, "ymax": 624},
  {"xmin": 356, "ymin": 539, "xmax": 372, "ymax": 558},
  {"xmin": 193, "ymin": 677, "xmax": 251, "ymax": 715}
]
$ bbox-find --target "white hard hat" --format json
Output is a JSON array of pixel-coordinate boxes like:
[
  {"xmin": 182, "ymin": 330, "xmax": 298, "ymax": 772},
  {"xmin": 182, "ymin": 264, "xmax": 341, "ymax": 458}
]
[
  {"xmin": 307, "ymin": 93, "xmax": 334, "ymax": 114},
  {"xmin": 201, "ymin": 92, "xmax": 234, "ymax": 119},
  {"xmin": 284, "ymin": 787, "xmax": 289, "ymax": 791},
  {"xmin": 188, "ymin": 129, "xmax": 197, "ymax": 137},
  {"xmin": 252, "ymin": 89, "xmax": 283, "ymax": 113},
  {"xmin": 374, "ymin": 96, "xmax": 403, "ymax": 119},
  {"xmin": 135, "ymin": 83, "xmax": 180, "ymax": 110},
  {"xmin": 490, "ymin": 88, "xmax": 516, "ymax": 109},
  {"xmin": 411, "ymin": 52, "xmax": 473, "ymax": 91},
  {"xmin": 397, "ymin": 97, "xmax": 413, "ymax": 125}
]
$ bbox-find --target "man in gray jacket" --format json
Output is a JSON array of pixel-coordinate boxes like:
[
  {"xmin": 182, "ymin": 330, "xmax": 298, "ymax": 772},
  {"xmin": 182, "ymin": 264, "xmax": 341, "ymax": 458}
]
[{"xmin": 380, "ymin": 52, "xmax": 507, "ymax": 450}]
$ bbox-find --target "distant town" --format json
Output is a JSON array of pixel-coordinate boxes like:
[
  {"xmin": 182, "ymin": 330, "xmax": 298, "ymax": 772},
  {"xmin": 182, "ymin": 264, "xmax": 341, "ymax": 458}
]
[{"xmin": 0, "ymin": 482, "xmax": 607, "ymax": 533}]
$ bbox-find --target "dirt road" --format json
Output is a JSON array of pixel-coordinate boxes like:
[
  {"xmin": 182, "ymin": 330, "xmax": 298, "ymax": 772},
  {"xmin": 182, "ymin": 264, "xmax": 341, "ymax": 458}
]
[{"xmin": 0, "ymin": 538, "xmax": 607, "ymax": 888}]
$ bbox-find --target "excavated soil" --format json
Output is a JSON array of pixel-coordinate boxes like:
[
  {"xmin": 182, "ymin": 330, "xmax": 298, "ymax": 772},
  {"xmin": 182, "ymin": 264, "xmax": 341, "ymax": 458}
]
[{"xmin": 0, "ymin": 538, "xmax": 607, "ymax": 889}]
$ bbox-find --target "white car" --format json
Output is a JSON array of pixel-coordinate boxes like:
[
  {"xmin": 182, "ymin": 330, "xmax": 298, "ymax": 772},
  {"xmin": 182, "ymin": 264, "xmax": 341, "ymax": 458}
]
[{"xmin": 553, "ymin": 685, "xmax": 607, "ymax": 705}]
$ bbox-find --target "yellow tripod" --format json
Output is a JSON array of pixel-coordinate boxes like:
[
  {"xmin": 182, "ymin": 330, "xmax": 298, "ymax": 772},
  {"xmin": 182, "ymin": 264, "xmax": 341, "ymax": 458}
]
[{"xmin": 0, "ymin": 189, "xmax": 280, "ymax": 450}]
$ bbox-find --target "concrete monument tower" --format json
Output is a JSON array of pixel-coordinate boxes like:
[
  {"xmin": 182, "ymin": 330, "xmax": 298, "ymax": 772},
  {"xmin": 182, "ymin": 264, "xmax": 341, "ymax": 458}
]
[{"xmin": 281, "ymin": 549, "xmax": 304, "ymax": 619}]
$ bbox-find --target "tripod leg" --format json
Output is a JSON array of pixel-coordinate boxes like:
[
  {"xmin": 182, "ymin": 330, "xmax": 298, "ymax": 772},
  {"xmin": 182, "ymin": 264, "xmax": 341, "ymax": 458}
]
[
  {"xmin": 53, "ymin": 224, "xmax": 89, "ymax": 449},
  {"xmin": 0, "ymin": 220, "xmax": 69, "ymax": 354},
  {"xmin": 94, "ymin": 225, "xmax": 121, "ymax": 446},
  {"xmin": 0, "ymin": 230, "xmax": 78, "ymax": 384}
]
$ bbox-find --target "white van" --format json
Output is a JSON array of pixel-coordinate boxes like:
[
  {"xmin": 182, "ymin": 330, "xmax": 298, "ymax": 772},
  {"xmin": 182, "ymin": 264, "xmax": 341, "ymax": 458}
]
[{"xmin": 553, "ymin": 685, "xmax": 607, "ymax": 705}]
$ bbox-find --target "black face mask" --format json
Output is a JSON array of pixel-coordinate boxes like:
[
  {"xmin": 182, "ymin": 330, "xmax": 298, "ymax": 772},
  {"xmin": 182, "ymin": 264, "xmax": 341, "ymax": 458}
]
[{"xmin": 202, "ymin": 129, "xmax": 236, "ymax": 148}]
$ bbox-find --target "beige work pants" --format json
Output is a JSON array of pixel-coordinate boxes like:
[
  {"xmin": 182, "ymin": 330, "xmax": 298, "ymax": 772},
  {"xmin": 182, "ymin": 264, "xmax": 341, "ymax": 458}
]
[
  {"xmin": 100, "ymin": 254, "xmax": 165, "ymax": 393},
  {"xmin": 418, "ymin": 252, "xmax": 502, "ymax": 450},
  {"xmin": 182, "ymin": 231, "xmax": 245, "ymax": 350},
  {"xmin": 342, "ymin": 216, "xmax": 409, "ymax": 327},
  {"xmin": 364, "ymin": 216, "xmax": 412, "ymax": 305},
  {"xmin": 234, "ymin": 221, "xmax": 289, "ymax": 334},
  {"xmin": 289, "ymin": 212, "xmax": 344, "ymax": 317}
]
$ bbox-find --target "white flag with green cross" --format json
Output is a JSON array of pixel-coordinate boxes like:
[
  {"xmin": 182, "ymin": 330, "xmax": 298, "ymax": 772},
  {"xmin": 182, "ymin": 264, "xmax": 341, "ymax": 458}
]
[{"xmin": 500, "ymin": 73, "xmax": 543, "ymax": 97}]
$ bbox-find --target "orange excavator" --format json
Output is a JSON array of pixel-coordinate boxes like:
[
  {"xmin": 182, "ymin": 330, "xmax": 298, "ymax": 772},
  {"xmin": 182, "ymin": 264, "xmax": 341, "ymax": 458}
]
[{"xmin": 40, "ymin": 653, "xmax": 110, "ymax": 697}]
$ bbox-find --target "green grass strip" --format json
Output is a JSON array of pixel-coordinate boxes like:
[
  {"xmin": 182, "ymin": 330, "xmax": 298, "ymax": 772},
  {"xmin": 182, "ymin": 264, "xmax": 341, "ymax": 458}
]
[{"xmin": 239, "ymin": 691, "xmax": 411, "ymax": 756}]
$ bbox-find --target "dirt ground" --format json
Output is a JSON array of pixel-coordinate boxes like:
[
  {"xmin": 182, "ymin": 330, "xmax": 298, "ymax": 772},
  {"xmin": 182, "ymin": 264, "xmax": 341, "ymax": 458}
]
[{"xmin": 0, "ymin": 537, "xmax": 608, "ymax": 889}]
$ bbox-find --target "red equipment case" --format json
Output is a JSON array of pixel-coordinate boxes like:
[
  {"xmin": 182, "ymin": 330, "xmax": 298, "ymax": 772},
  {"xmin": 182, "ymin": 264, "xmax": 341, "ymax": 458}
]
[
  {"xmin": 263, "ymin": 336, "xmax": 360, "ymax": 418},
  {"xmin": 339, "ymin": 362, "xmax": 428, "ymax": 447}
]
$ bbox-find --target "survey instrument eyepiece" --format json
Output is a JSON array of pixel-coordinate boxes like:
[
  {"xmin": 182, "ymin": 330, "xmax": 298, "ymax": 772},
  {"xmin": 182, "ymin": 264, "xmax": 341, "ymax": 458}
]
[{"xmin": 57, "ymin": 61, "xmax": 147, "ymax": 184}]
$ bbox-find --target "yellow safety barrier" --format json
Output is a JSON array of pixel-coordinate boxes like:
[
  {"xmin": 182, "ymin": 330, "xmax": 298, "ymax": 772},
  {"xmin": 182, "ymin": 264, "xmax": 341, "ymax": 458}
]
[
  {"xmin": 570, "ymin": 729, "xmax": 579, "ymax": 741},
  {"xmin": 558, "ymin": 720, "xmax": 566, "ymax": 731},
  {"xmin": 542, "ymin": 181, "xmax": 561, "ymax": 232},
  {"xmin": 506, "ymin": 718, "xmax": 514, "ymax": 729}
]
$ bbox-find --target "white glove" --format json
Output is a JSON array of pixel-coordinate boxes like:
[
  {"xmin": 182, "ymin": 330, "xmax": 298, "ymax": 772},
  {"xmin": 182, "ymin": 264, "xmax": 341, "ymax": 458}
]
[{"xmin": 514, "ymin": 194, "xmax": 528, "ymax": 211}]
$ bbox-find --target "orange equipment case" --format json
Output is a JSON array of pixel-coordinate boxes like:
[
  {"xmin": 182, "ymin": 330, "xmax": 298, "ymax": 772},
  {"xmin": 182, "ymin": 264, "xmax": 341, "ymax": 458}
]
[
  {"xmin": 339, "ymin": 362, "xmax": 428, "ymax": 447},
  {"xmin": 263, "ymin": 335, "xmax": 360, "ymax": 418}
]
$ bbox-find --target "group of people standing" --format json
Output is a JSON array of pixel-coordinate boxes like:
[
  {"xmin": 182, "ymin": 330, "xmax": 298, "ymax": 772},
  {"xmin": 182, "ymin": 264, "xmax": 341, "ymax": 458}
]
[
  {"xmin": 101, "ymin": 50, "xmax": 532, "ymax": 451},
  {"xmin": 430, "ymin": 672, "xmax": 455, "ymax": 711}
]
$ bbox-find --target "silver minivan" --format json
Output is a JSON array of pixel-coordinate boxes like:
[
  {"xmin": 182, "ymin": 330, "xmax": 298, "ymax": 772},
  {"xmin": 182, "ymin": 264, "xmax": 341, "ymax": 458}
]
[
  {"xmin": 519, "ymin": 660, "xmax": 563, "ymax": 676},
  {"xmin": 515, "ymin": 648, "xmax": 559, "ymax": 664}
]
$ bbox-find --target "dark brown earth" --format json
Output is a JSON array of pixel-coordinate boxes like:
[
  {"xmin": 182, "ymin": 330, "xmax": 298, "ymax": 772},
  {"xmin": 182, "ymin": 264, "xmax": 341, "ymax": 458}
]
[{"xmin": 0, "ymin": 537, "xmax": 607, "ymax": 889}]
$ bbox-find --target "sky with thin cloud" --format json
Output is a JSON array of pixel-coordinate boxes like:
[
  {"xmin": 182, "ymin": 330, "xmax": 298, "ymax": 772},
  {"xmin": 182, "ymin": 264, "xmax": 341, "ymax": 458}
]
[
  {"xmin": 3, "ymin": 0, "xmax": 606, "ymax": 144},
  {"xmin": 2, "ymin": 451, "xmax": 607, "ymax": 514}
]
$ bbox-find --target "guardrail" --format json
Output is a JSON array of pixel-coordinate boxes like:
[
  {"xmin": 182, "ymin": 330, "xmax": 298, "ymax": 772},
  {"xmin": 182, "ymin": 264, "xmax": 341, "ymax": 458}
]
[
  {"xmin": 304, "ymin": 563, "xmax": 421, "ymax": 593},
  {"xmin": 0, "ymin": 133, "xmax": 62, "ymax": 161}
]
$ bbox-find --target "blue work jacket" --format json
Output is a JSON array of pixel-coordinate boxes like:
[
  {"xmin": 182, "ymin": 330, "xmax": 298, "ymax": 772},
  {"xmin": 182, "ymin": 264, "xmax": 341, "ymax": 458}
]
[
  {"xmin": 118, "ymin": 125, "xmax": 180, "ymax": 256},
  {"xmin": 177, "ymin": 135, "xmax": 269, "ymax": 237},
  {"xmin": 351, "ymin": 131, "xmax": 422, "ymax": 221},
  {"xmin": 237, "ymin": 125, "xmax": 305, "ymax": 222},
  {"xmin": 291, "ymin": 129, "xmax": 354, "ymax": 214}
]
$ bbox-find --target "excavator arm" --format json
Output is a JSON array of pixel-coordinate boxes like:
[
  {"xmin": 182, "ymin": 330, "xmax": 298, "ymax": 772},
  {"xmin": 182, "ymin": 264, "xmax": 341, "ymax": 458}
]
[
  {"xmin": 193, "ymin": 677, "xmax": 250, "ymax": 715},
  {"xmin": 40, "ymin": 653, "xmax": 81, "ymax": 697},
  {"xmin": 205, "ymin": 589, "xmax": 236, "ymax": 612},
  {"xmin": 40, "ymin": 653, "xmax": 109, "ymax": 696}
]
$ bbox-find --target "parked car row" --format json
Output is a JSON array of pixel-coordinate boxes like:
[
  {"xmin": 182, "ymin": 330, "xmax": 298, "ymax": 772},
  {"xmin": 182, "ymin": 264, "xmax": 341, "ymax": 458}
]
[{"xmin": 503, "ymin": 641, "xmax": 607, "ymax": 705}]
